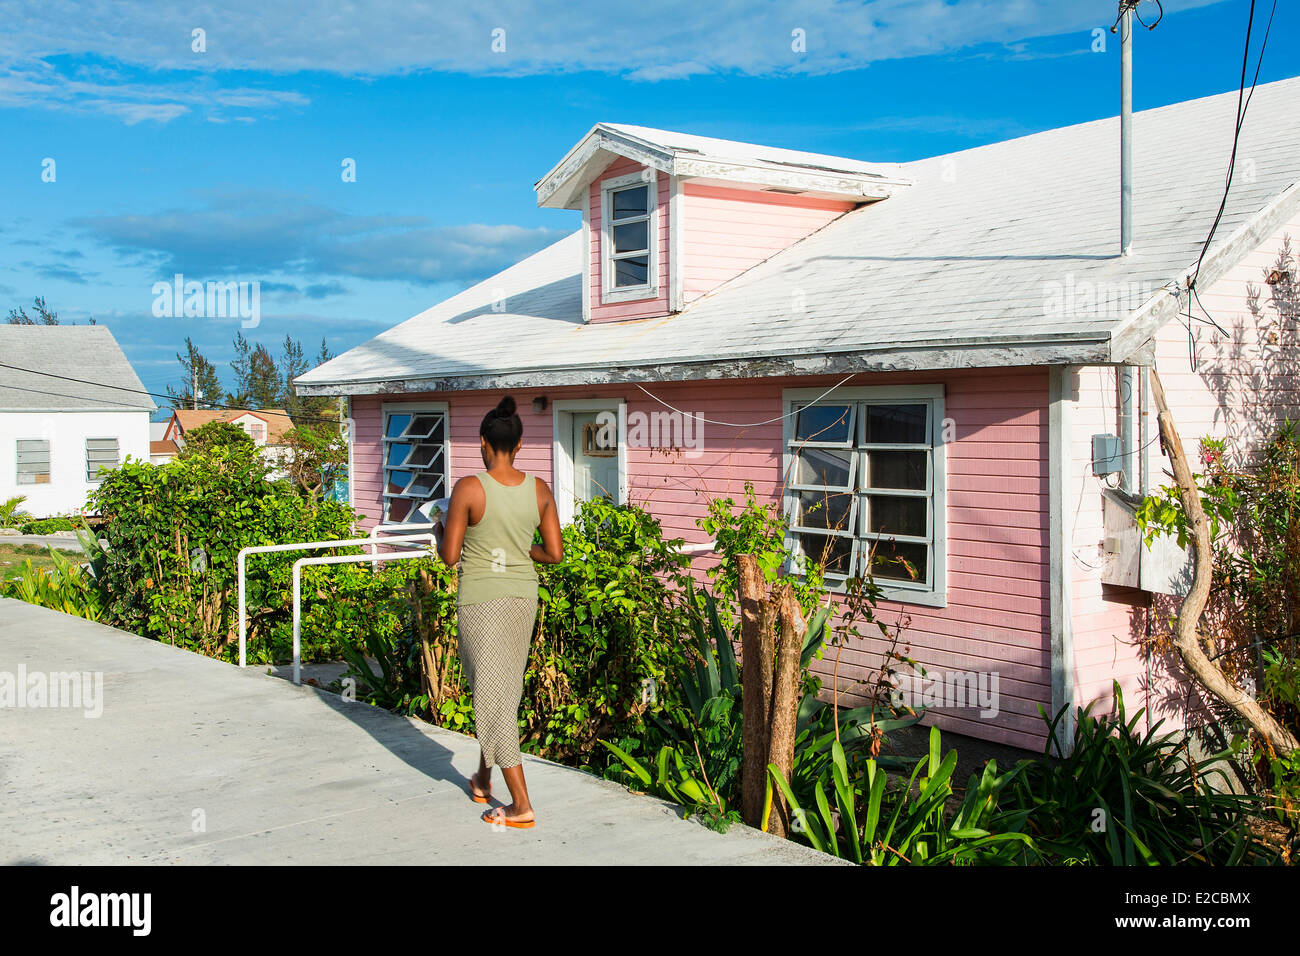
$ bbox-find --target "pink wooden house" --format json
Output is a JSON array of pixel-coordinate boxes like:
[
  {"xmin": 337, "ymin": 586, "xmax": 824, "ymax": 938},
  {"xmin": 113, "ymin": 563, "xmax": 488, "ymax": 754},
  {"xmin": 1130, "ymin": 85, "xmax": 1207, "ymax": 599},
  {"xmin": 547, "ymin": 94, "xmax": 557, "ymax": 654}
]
[{"xmin": 297, "ymin": 77, "xmax": 1300, "ymax": 752}]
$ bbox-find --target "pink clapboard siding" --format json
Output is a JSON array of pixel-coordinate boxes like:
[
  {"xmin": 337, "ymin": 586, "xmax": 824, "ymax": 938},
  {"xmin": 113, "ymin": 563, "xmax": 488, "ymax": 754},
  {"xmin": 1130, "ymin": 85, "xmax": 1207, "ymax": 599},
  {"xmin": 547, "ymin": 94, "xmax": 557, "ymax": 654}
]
[
  {"xmin": 681, "ymin": 184, "xmax": 855, "ymax": 304},
  {"xmin": 589, "ymin": 156, "xmax": 671, "ymax": 323},
  {"xmin": 349, "ymin": 366, "xmax": 1052, "ymax": 750},
  {"xmin": 1067, "ymin": 208, "xmax": 1300, "ymax": 732}
]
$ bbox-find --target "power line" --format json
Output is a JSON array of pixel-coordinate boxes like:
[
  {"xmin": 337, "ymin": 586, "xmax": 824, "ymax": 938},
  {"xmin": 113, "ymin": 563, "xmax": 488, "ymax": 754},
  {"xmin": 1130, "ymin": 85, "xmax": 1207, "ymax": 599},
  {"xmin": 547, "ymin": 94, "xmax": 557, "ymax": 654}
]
[
  {"xmin": 0, "ymin": 361, "xmax": 342, "ymax": 428},
  {"xmin": 1183, "ymin": 0, "xmax": 1278, "ymax": 371},
  {"xmin": 633, "ymin": 374, "xmax": 857, "ymax": 428}
]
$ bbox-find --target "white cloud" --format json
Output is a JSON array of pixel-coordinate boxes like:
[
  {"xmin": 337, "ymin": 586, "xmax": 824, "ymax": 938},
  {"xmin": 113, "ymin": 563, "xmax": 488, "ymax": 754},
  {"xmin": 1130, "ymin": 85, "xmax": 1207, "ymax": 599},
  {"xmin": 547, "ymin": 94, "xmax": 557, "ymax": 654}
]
[
  {"xmin": 71, "ymin": 192, "xmax": 568, "ymax": 286},
  {"xmin": 1, "ymin": 1, "xmax": 1226, "ymax": 80}
]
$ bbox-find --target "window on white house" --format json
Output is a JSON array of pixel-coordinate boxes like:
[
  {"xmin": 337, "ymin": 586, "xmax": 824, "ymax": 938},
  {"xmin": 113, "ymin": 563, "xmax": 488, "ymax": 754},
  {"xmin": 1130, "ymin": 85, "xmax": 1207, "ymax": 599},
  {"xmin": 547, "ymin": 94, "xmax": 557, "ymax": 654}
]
[
  {"xmin": 250, "ymin": 422, "xmax": 266, "ymax": 444},
  {"xmin": 784, "ymin": 388, "xmax": 946, "ymax": 604},
  {"xmin": 601, "ymin": 172, "xmax": 656, "ymax": 301},
  {"xmin": 85, "ymin": 438, "xmax": 120, "ymax": 482},
  {"xmin": 382, "ymin": 406, "xmax": 449, "ymax": 523},
  {"xmin": 16, "ymin": 439, "xmax": 51, "ymax": 485}
]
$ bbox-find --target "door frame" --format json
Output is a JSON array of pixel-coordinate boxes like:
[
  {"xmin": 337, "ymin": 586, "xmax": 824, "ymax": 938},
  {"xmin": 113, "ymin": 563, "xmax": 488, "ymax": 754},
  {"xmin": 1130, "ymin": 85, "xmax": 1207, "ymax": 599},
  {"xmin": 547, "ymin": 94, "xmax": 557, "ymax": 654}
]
[{"xmin": 551, "ymin": 398, "xmax": 627, "ymax": 524}]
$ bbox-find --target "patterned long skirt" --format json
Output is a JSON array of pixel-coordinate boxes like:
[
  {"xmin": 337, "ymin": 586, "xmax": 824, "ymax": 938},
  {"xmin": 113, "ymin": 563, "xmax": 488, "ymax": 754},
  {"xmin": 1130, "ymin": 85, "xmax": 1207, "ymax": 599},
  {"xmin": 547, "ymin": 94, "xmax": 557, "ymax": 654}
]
[{"xmin": 455, "ymin": 596, "xmax": 539, "ymax": 769}]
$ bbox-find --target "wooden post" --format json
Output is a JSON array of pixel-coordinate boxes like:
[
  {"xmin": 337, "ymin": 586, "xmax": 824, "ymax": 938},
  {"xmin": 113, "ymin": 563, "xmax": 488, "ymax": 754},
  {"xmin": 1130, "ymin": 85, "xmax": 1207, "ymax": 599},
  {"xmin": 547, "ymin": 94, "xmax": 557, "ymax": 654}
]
[
  {"xmin": 767, "ymin": 582, "xmax": 805, "ymax": 838},
  {"xmin": 739, "ymin": 554, "xmax": 775, "ymax": 828},
  {"xmin": 738, "ymin": 554, "xmax": 811, "ymax": 833}
]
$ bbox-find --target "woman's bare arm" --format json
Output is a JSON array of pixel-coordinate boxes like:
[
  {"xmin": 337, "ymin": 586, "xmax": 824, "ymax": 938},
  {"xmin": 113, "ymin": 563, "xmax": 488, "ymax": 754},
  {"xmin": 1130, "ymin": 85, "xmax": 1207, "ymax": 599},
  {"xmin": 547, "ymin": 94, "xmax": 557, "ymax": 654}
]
[
  {"xmin": 530, "ymin": 478, "xmax": 564, "ymax": 565},
  {"xmin": 437, "ymin": 476, "xmax": 480, "ymax": 566}
]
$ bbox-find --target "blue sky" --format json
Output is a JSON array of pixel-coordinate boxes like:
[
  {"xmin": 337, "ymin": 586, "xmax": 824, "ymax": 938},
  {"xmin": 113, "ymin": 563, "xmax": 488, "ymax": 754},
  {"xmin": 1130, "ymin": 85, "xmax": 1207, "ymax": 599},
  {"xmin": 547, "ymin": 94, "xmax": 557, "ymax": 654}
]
[{"xmin": 1, "ymin": 0, "xmax": 1295, "ymax": 411}]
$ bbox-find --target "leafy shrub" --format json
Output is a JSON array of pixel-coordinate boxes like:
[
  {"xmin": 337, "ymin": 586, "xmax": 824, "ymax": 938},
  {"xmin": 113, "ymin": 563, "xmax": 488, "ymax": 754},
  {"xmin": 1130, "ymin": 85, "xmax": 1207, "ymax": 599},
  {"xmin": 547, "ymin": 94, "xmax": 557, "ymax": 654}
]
[
  {"xmin": 1137, "ymin": 422, "xmax": 1300, "ymax": 833},
  {"xmin": 0, "ymin": 547, "xmax": 104, "ymax": 620},
  {"xmin": 526, "ymin": 496, "xmax": 697, "ymax": 759},
  {"xmin": 178, "ymin": 420, "xmax": 255, "ymax": 459},
  {"xmin": 1006, "ymin": 685, "xmax": 1267, "ymax": 865},
  {"xmin": 0, "ymin": 495, "xmax": 27, "ymax": 527},
  {"xmin": 19, "ymin": 517, "xmax": 77, "ymax": 534},
  {"xmin": 87, "ymin": 440, "xmax": 353, "ymax": 659}
]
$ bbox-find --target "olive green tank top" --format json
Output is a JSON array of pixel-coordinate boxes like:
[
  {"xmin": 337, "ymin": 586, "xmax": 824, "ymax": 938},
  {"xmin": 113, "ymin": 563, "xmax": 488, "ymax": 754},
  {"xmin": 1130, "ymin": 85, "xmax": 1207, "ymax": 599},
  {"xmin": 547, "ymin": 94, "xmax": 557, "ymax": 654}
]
[{"xmin": 456, "ymin": 471, "xmax": 540, "ymax": 606}]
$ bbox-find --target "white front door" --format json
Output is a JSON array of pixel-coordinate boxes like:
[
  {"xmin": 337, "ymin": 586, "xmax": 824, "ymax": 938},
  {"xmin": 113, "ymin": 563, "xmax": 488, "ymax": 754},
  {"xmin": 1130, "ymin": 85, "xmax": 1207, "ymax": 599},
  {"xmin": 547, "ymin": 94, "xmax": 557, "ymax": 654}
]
[{"xmin": 553, "ymin": 401, "xmax": 625, "ymax": 523}]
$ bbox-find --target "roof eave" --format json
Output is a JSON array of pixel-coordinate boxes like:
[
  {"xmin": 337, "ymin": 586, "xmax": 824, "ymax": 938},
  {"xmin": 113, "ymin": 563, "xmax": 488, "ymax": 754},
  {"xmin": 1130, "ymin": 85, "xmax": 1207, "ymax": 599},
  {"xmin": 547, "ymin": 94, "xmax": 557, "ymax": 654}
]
[
  {"xmin": 1110, "ymin": 178, "xmax": 1300, "ymax": 364},
  {"xmin": 293, "ymin": 335, "xmax": 1113, "ymax": 397}
]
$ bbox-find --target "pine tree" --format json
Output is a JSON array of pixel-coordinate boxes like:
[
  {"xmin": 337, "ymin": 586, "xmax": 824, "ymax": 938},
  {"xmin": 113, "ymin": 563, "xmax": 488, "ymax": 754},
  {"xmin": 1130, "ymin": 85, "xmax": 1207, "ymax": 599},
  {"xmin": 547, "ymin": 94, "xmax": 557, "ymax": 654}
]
[{"xmin": 166, "ymin": 338, "xmax": 224, "ymax": 410}]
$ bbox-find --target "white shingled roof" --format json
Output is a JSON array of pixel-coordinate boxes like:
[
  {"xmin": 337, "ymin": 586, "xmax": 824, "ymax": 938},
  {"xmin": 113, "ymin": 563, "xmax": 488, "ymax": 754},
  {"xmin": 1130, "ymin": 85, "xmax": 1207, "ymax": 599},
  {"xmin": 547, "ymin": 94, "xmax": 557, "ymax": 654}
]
[
  {"xmin": 297, "ymin": 76, "xmax": 1300, "ymax": 395},
  {"xmin": 0, "ymin": 325, "xmax": 155, "ymax": 411}
]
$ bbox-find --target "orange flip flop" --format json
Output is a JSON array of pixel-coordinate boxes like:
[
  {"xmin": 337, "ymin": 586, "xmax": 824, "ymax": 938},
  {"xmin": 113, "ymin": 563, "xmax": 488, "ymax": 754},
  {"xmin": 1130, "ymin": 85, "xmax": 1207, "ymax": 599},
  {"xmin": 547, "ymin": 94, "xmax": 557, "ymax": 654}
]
[
  {"xmin": 467, "ymin": 776, "xmax": 490, "ymax": 804},
  {"xmin": 482, "ymin": 807, "xmax": 535, "ymax": 829}
]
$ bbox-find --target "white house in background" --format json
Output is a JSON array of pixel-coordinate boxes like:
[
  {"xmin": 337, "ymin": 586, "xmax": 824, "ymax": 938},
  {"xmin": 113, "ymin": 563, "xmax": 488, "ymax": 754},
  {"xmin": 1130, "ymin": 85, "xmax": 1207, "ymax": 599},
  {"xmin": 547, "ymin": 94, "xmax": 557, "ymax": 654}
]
[
  {"xmin": 163, "ymin": 407, "xmax": 294, "ymax": 477},
  {"xmin": 0, "ymin": 325, "xmax": 153, "ymax": 518}
]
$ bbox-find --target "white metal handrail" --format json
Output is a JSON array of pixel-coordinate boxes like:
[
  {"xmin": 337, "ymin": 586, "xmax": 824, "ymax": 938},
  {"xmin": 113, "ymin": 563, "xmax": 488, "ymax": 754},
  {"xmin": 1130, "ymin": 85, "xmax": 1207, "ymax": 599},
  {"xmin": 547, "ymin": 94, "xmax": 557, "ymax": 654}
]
[
  {"xmin": 237, "ymin": 527, "xmax": 435, "ymax": 668},
  {"xmin": 291, "ymin": 547, "xmax": 436, "ymax": 685}
]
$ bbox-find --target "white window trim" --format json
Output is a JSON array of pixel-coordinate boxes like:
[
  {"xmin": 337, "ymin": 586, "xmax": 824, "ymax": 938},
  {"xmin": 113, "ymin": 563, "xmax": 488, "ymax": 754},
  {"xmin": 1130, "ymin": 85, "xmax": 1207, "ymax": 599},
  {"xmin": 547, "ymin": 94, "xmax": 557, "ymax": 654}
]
[
  {"xmin": 600, "ymin": 169, "xmax": 659, "ymax": 305},
  {"xmin": 380, "ymin": 401, "xmax": 451, "ymax": 524},
  {"xmin": 551, "ymin": 398, "xmax": 627, "ymax": 525},
  {"xmin": 781, "ymin": 385, "xmax": 948, "ymax": 608}
]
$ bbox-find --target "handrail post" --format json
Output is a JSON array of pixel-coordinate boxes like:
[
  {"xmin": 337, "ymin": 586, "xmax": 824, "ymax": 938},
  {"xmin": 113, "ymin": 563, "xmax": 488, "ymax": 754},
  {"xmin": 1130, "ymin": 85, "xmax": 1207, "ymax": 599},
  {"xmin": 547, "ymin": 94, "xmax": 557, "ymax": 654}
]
[
  {"xmin": 292, "ymin": 557, "xmax": 304, "ymax": 686},
  {"xmin": 238, "ymin": 548, "xmax": 247, "ymax": 667}
]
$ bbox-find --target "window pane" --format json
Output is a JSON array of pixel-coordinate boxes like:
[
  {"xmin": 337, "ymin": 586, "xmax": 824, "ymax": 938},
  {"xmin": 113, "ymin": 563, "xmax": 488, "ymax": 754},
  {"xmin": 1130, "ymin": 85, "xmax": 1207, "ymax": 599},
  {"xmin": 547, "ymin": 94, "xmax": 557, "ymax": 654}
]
[
  {"xmin": 386, "ymin": 443, "xmax": 411, "ymax": 468},
  {"xmin": 613, "ymin": 221, "xmax": 648, "ymax": 254},
  {"xmin": 864, "ymin": 494, "xmax": 927, "ymax": 537},
  {"xmin": 794, "ymin": 404, "xmax": 852, "ymax": 443},
  {"xmin": 387, "ymin": 498, "xmax": 413, "ymax": 522},
  {"xmin": 612, "ymin": 185, "xmax": 648, "ymax": 218},
  {"xmin": 614, "ymin": 255, "xmax": 648, "ymax": 287},
  {"xmin": 386, "ymin": 470, "xmax": 412, "ymax": 496},
  {"xmin": 864, "ymin": 404, "xmax": 927, "ymax": 444},
  {"xmin": 791, "ymin": 490, "xmax": 854, "ymax": 532},
  {"xmin": 385, "ymin": 414, "xmax": 412, "ymax": 439},
  {"xmin": 867, "ymin": 540, "xmax": 929, "ymax": 584},
  {"xmin": 406, "ymin": 414, "xmax": 443, "ymax": 438},
  {"xmin": 792, "ymin": 446, "xmax": 852, "ymax": 488},
  {"xmin": 866, "ymin": 450, "xmax": 927, "ymax": 490},
  {"xmin": 404, "ymin": 444, "xmax": 441, "ymax": 468},
  {"xmin": 797, "ymin": 531, "xmax": 854, "ymax": 577},
  {"xmin": 405, "ymin": 473, "xmax": 443, "ymax": 498}
]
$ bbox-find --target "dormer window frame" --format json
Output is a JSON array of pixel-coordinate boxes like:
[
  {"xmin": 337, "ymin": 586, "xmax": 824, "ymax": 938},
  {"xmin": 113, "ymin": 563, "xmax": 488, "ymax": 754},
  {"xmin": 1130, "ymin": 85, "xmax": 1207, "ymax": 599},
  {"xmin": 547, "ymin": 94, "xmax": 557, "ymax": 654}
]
[{"xmin": 599, "ymin": 168, "xmax": 659, "ymax": 304}]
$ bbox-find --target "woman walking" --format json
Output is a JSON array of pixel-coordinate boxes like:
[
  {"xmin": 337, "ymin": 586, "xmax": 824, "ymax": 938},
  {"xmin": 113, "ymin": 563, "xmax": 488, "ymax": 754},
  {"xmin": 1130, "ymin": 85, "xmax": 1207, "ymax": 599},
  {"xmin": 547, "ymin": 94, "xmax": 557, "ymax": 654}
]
[{"xmin": 437, "ymin": 395, "xmax": 563, "ymax": 829}]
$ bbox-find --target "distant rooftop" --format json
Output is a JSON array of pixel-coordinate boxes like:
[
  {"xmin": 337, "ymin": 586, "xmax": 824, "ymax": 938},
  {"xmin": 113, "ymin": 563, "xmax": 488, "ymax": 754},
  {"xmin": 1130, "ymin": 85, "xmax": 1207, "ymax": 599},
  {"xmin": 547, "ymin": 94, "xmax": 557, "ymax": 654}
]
[{"xmin": 0, "ymin": 325, "xmax": 154, "ymax": 412}]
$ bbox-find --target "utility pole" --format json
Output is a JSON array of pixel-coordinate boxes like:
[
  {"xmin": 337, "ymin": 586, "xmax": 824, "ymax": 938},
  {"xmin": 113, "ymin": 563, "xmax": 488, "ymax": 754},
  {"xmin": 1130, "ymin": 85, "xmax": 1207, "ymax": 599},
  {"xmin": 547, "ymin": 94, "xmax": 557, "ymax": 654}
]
[{"xmin": 1119, "ymin": 1, "xmax": 1133, "ymax": 257}]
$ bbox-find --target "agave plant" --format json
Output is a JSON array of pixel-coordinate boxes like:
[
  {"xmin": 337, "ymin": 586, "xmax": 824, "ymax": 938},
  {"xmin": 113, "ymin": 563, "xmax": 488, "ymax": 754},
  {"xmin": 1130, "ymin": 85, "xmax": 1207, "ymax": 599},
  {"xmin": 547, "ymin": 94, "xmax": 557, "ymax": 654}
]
[
  {"xmin": 1007, "ymin": 683, "xmax": 1267, "ymax": 865},
  {"xmin": 767, "ymin": 726, "xmax": 1035, "ymax": 865}
]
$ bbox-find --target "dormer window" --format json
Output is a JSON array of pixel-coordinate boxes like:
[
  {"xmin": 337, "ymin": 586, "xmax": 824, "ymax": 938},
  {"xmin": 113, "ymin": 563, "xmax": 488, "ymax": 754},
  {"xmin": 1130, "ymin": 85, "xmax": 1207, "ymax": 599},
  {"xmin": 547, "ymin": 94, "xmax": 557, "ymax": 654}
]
[{"xmin": 601, "ymin": 170, "xmax": 658, "ymax": 302}]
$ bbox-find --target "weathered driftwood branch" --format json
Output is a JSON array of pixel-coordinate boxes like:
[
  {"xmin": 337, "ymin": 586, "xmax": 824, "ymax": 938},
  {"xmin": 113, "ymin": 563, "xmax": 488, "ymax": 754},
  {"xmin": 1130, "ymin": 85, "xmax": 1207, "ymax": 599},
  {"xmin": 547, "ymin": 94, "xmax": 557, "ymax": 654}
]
[{"xmin": 1149, "ymin": 369, "xmax": 1298, "ymax": 756}]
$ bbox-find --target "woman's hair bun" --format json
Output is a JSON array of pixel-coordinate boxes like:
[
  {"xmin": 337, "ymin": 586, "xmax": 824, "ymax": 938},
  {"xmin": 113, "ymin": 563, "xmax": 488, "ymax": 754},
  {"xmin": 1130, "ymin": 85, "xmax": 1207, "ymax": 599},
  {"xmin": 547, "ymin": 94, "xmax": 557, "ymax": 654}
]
[{"xmin": 495, "ymin": 396, "xmax": 517, "ymax": 418}]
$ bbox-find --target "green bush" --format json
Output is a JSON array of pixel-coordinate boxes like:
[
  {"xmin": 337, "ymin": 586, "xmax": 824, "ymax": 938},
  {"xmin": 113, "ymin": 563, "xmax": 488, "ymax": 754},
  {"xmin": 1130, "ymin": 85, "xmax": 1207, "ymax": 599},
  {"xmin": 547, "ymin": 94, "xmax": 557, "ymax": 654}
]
[
  {"xmin": 18, "ymin": 517, "xmax": 77, "ymax": 534},
  {"xmin": 87, "ymin": 440, "xmax": 353, "ymax": 660},
  {"xmin": 527, "ymin": 496, "xmax": 697, "ymax": 760},
  {"xmin": 0, "ymin": 547, "xmax": 103, "ymax": 620},
  {"xmin": 1006, "ymin": 684, "xmax": 1268, "ymax": 865}
]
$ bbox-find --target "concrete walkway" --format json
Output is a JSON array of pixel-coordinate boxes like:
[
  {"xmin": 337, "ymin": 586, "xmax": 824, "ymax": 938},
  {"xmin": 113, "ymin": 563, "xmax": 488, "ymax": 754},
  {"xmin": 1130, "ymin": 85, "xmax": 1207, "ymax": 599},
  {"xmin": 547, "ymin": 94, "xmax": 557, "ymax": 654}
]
[{"xmin": 0, "ymin": 598, "xmax": 836, "ymax": 865}]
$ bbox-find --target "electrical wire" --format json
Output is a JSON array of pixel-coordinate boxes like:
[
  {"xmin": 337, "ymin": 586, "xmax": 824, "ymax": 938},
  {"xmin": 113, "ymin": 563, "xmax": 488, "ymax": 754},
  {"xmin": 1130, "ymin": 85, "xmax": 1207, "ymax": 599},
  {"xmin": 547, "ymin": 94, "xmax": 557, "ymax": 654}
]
[
  {"xmin": 0, "ymin": 361, "xmax": 343, "ymax": 428},
  {"xmin": 633, "ymin": 373, "xmax": 857, "ymax": 428},
  {"xmin": 1183, "ymin": 0, "xmax": 1279, "ymax": 369}
]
